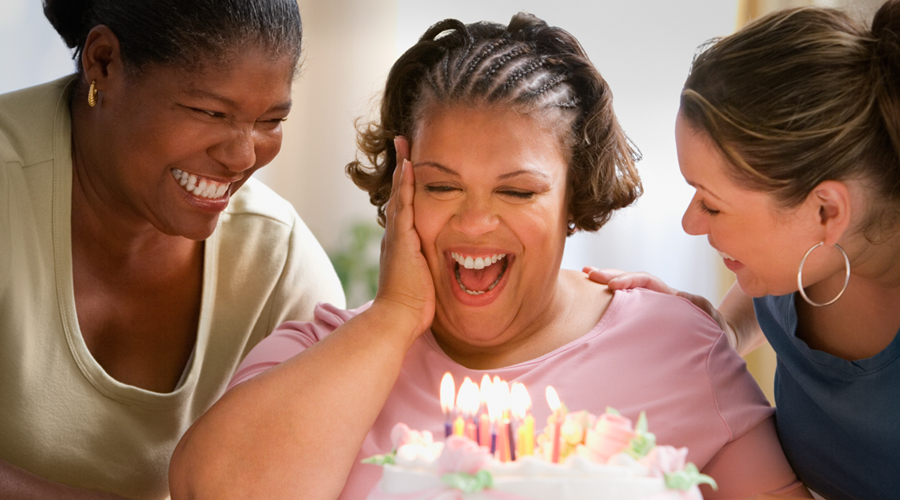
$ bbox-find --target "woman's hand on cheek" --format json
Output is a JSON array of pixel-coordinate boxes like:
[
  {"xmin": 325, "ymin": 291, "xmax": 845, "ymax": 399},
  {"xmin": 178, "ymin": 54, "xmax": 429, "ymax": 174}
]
[{"xmin": 373, "ymin": 136, "xmax": 436, "ymax": 340}]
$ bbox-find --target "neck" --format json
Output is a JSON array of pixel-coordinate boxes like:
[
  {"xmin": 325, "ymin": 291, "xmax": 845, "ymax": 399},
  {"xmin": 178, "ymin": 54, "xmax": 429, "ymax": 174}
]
[{"xmin": 431, "ymin": 270, "xmax": 608, "ymax": 370}]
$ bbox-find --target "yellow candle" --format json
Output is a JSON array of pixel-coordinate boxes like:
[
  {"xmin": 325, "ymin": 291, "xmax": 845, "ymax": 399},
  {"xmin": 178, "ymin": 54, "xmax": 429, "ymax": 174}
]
[
  {"xmin": 453, "ymin": 416, "xmax": 465, "ymax": 436},
  {"xmin": 517, "ymin": 414, "xmax": 535, "ymax": 456}
]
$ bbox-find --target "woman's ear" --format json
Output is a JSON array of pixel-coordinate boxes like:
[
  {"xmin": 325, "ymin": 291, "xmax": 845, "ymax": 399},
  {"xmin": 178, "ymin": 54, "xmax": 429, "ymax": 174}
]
[
  {"xmin": 809, "ymin": 180, "xmax": 852, "ymax": 246},
  {"xmin": 80, "ymin": 26, "xmax": 125, "ymax": 98}
]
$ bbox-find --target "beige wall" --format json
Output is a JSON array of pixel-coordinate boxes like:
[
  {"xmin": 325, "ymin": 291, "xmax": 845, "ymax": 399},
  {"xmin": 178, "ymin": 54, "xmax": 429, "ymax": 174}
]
[{"xmin": 257, "ymin": 0, "xmax": 399, "ymax": 251}]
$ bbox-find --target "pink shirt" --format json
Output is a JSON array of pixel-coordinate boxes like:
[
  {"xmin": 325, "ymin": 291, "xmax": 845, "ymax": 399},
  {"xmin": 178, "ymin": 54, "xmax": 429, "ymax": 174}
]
[{"xmin": 230, "ymin": 288, "xmax": 802, "ymax": 499}]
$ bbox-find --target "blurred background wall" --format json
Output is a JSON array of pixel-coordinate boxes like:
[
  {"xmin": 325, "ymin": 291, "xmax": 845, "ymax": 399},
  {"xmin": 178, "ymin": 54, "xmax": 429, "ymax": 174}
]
[{"xmin": 0, "ymin": 0, "xmax": 886, "ymax": 402}]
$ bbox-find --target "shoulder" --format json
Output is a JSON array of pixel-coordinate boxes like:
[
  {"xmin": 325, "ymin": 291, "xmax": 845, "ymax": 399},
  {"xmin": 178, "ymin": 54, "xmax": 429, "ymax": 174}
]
[
  {"xmin": 223, "ymin": 177, "xmax": 300, "ymax": 228},
  {"xmin": 606, "ymin": 287, "xmax": 722, "ymax": 341},
  {"xmin": 213, "ymin": 177, "xmax": 346, "ymax": 329},
  {"xmin": 0, "ymin": 76, "xmax": 75, "ymax": 169},
  {"xmin": 604, "ymin": 288, "xmax": 773, "ymax": 435},
  {"xmin": 216, "ymin": 177, "xmax": 328, "ymax": 273}
]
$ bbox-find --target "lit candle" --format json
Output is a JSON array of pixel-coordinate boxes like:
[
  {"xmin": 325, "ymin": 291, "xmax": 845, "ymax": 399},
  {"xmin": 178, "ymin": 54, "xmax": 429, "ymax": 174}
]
[
  {"xmin": 512, "ymin": 382, "xmax": 534, "ymax": 456},
  {"xmin": 488, "ymin": 377, "xmax": 504, "ymax": 454},
  {"xmin": 496, "ymin": 380, "xmax": 513, "ymax": 462},
  {"xmin": 546, "ymin": 386, "xmax": 562, "ymax": 463},
  {"xmin": 457, "ymin": 377, "xmax": 479, "ymax": 442},
  {"xmin": 478, "ymin": 375, "xmax": 493, "ymax": 448},
  {"xmin": 440, "ymin": 372, "xmax": 455, "ymax": 438}
]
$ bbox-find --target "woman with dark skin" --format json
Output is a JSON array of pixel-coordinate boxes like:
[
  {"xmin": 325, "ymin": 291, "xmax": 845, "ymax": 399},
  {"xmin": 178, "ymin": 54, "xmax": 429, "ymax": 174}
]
[
  {"xmin": 587, "ymin": 2, "xmax": 900, "ymax": 498},
  {"xmin": 0, "ymin": 1, "xmax": 343, "ymax": 499}
]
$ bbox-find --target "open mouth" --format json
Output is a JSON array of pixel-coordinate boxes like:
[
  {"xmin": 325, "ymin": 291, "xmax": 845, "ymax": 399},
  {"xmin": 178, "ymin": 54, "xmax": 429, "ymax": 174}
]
[
  {"xmin": 171, "ymin": 168, "xmax": 231, "ymax": 200},
  {"xmin": 451, "ymin": 252, "xmax": 508, "ymax": 295}
]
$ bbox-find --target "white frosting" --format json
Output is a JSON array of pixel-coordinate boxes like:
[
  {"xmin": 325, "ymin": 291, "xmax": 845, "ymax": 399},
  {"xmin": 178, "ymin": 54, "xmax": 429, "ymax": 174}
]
[{"xmin": 369, "ymin": 452, "xmax": 670, "ymax": 500}]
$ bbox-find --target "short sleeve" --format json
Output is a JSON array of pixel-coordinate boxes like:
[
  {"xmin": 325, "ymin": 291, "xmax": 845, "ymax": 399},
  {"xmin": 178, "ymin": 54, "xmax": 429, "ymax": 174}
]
[{"xmin": 228, "ymin": 302, "xmax": 368, "ymax": 389}]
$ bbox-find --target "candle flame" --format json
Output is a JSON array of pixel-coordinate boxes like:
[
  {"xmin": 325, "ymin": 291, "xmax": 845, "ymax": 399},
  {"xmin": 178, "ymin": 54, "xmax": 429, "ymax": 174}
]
[
  {"xmin": 457, "ymin": 377, "xmax": 480, "ymax": 417},
  {"xmin": 510, "ymin": 383, "xmax": 532, "ymax": 420},
  {"xmin": 497, "ymin": 380, "xmax": 511, "ymax": 414},
  {"xmin": 440, "ymin": 372, "xmax": 455, "ymax": 414},
  {"xmin": 480, "ymin": 374, "xmax": 493, "ymax": 406},
  {"xmin": 545, "ymin": 386, "xmax": 561, "ymax": 412}
]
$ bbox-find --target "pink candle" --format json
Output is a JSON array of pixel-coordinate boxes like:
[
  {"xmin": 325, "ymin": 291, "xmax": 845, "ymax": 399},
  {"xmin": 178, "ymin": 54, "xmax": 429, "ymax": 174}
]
[
  {"xmin": 465, "ymin": 418, "xmax": 478, "ymax": 442},
  {"xmin": 478, "ymin": 412, "xmax": 491, "ymax": 448},
  {"xmin": 496, "ymin": 419, "xmax": 509, "ymax": 462},
  {"xmin": 546, "ymin": 386, "xmax": 563, "ymax": 463},
  {"xmin": 551, "ymin": 417, "xmax": 562, "ymax": 463}
]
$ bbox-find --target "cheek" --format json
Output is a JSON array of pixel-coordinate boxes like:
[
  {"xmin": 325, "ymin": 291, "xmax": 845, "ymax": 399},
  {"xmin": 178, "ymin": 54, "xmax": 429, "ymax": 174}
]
[
  {"xmin": 254, "ymin": 130, "xmax": 283, "ymax": 167},
  {"xmin": 412, "ymin": 197, "xmax": 444, "ymax": 250}
]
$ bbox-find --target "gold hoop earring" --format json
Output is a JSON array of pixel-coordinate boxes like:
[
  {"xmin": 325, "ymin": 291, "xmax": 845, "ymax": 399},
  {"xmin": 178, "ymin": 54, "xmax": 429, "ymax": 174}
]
[
  {"xmin": 88, "ymin": 80, "xmax": 98, "ymax": 107},
  {"xmin": 797, "ymin": 242, "xmax": 850, "ymax": 307}
]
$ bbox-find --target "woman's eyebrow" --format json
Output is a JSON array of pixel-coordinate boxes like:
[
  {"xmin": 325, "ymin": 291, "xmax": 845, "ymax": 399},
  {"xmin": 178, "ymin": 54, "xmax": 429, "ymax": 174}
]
[
  {"xmin": 413, "ymin": 162, "xmax": 551, "ymax": 182},
  {"xmin": 413, "ymin": 161, "xmax": 458, "ymax": 176}
]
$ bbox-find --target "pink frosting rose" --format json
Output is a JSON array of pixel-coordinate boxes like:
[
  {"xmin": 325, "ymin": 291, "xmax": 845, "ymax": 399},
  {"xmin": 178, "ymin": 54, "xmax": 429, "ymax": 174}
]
[
  {"xmin": 579, "ymin": 412, "xmax": 635, "ymax": 464},
  {"xmin": 641, "ymin": 445, "xmax": 689, "ymax": 478},
  {"xmin": 390, "ymin": 423, "xmax": 434, "ymax": 450},
  {"xmin": 437, "ymin": 435, "xmax": 493, "ymax": 474}
]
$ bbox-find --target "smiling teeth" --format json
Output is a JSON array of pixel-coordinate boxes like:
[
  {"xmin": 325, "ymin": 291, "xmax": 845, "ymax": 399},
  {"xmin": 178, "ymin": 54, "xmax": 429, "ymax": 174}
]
[
  {"xmin": 451, "ymin": 252, "xmax": 508, "ymax": 295},
  {"xmin": 450, "ymin": 252, "xmax": 507, "ymax": 270},
  {"xmin": 171, "ymin": 168, "xmax": 230, "ymax": 199},
  {"xmin": 718, "ymin": 251, "xmax": 736, "ymax": 261}
]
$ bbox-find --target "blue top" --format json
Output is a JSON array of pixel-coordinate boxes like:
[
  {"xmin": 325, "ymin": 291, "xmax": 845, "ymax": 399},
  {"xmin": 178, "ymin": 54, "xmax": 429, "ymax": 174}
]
[{"xmin": 754, "ymin": 294, "xmax": 900, "ymax": 500}]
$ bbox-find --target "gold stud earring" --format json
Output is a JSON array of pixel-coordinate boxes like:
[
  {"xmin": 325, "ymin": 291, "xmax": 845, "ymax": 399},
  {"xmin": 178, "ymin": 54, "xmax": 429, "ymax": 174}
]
[{"xmin": 88, "ymin": 80, "xmax": 98, "ymax": 107}]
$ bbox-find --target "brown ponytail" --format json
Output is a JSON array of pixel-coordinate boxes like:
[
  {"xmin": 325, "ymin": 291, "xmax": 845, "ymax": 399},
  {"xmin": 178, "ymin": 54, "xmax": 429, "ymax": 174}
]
[{"xmin": 681, "ymin": 1, "xmax": 900, "ymax": 238}]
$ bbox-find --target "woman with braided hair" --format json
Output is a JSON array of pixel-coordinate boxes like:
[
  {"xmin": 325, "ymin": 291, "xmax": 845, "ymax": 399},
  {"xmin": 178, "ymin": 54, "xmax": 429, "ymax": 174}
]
[{"xmin": 170, "ymin": 13, "xmax": 807, "ymax": 500}]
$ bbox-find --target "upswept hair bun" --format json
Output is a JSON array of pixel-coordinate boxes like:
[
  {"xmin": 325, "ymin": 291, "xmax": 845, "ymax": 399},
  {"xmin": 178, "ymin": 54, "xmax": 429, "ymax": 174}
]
[
  {"xmin": 681, "ymin": 0, "xmax": 900, "ymax": 237},
  {"xmin": 43, "ymin": 0, "xmax": 92, "ymax": 51},
  {"xmin": 42, "ymin": 0, "xmax": 303, "ymax": 73},
  {"xmin": 347, "ymin": 12, "xmax": 642, "ymax": 234}
]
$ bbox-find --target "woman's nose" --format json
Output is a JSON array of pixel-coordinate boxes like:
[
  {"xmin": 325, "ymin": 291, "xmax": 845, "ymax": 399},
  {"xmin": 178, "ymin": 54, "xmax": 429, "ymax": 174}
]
[
  {"xmin": 209, "ymin": 127, "xmax": 257, "ymax": 172},
  {"xmin": 681, "ymin": 194, "xmax": 708, "ymax": 236},
  {"xmin": 452, "ymin": 196, "xmax": 500, "ymax": 236}
]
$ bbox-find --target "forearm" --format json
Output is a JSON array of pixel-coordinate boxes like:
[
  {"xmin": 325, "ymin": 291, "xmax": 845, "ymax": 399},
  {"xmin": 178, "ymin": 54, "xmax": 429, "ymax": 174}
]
[
  {"xmin": 169, "ymin": 302, "xmax": 420, "ymax": 500},
  {"xmin": 718, "ymin": 282, "xmax": 767, "ymax": 356},
  {"xmin": 0, "ymin": 459, "xmax": 127, "ymax": 500}
]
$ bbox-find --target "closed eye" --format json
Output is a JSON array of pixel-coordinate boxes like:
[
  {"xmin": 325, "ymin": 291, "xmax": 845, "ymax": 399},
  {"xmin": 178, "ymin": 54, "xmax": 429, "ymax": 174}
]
[
  {"xmin": 698, "ymin": 200, "xmax": 720, "ymax": 215},
  {"xmin": 189, "ymin": 107, "xmax": 227, "ymax": 119},
  {"xmin": 423, "ymin": 184, "xmax": 462, "ymax": 200},
  {"xmin": 499, "ymin": 190, "xmax": 534, "ymax": 200}
]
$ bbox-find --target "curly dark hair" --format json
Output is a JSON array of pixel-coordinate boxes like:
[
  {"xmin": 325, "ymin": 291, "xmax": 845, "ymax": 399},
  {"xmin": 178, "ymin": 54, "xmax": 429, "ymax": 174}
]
[{"xmin": 346, "ymin": 12, "xmax": 642, "ymax": 234}]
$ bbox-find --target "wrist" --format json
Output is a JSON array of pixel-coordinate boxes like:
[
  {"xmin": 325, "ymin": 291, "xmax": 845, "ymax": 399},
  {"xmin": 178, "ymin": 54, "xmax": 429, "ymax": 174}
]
[{"xmin": 364, "ymin": 297, "xmax": 432, "ymax": 345}]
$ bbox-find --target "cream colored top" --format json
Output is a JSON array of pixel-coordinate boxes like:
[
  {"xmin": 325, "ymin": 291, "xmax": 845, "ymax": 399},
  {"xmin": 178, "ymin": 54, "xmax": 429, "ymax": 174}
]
[{"xmin": 0, "ymin": 76, "xmax": 346, "ymax": 499}]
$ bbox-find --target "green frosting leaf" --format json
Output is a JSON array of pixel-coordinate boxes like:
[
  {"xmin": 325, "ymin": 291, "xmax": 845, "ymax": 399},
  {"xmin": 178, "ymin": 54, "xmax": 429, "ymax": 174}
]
[
  {"xmin": 361, "ymin": 451, "xmax": 396, "ymax": 466},
  {"xmin": 624, "ymin": 411, "xmax": 657, "ymax": 459},
  {"xmin": 440, "ymin": 470, "xmax": 494, "ymax": 493},
  {"xmin": 605, "ymin": 406, "xmax": 621, "ymax": 416},
  {"xmin": 665, "ymin": 463, "xmax": 718, "ymax": 491}
]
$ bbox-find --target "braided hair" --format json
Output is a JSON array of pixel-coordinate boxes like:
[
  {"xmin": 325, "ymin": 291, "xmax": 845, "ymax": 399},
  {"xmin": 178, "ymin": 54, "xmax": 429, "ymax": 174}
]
[{"xmin": 347, "ymin": 12, "xmax": 641, "ymax": 233}]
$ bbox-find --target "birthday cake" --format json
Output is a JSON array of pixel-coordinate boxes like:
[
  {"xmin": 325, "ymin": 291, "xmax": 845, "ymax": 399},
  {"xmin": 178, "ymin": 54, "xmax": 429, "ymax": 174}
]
[{"xmin": 364, "ymin": 408, "xmax": 715, "ymax": 500}]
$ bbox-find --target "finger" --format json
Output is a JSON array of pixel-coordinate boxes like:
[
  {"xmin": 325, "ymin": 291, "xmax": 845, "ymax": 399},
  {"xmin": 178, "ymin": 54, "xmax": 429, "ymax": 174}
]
[
  {"xmin": 610, "ymin": 273, "xmax": 676, "ymax": 294},
  {"xmin": 583, "ymin": 267, "xmax": 626, "ymax": 284},
  {"xmin": 384, "ymin": 146, "xmax": 406, "ymax": 232},
  {"xmin": 393, "ymin": 159, "xmax": 416, "ymax": 234},
  {"xmin": 394, "ymin": 135, "xmax": 410, "ymax": 163}
]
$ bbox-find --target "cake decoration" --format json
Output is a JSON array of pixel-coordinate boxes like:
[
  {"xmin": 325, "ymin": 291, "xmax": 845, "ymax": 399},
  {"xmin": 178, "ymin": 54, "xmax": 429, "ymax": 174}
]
[{"xmin": 364, "ymin": 373, "xmax": 717, "ymax": 500}]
